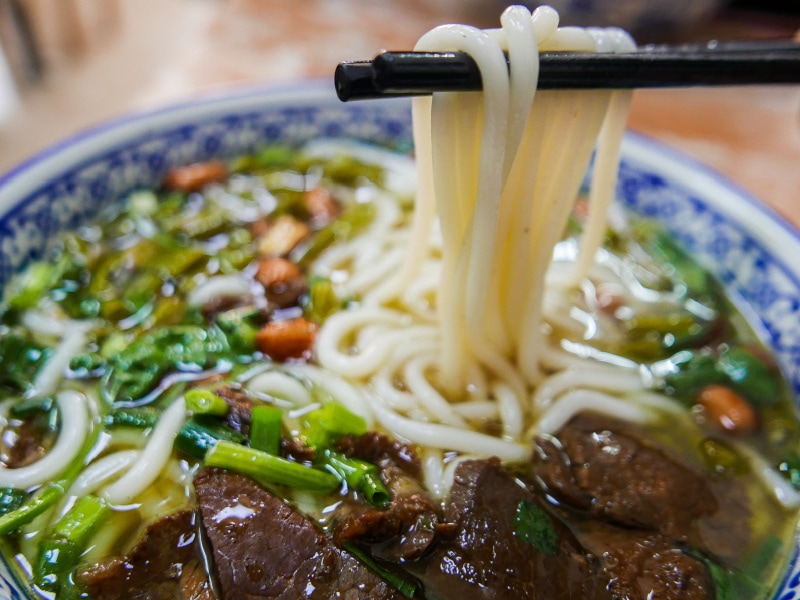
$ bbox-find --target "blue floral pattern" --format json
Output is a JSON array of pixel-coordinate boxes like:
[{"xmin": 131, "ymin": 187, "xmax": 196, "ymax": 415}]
[{"xmin": 0, "ymin": 83, "xmax": 798, "ymax": 598}]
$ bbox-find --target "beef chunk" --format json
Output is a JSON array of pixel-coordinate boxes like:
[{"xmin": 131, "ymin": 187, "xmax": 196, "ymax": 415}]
[
  {"xmin": 77, "ymin": 509, "xmax": 211, "ymax": 600},
  {"xmin": 418, "ymin": 458, "xmax": 606, "ymax": 600},
  {"xmin": 576, "ymin": 522, "xmax": 714, "ymax": 600},
  {"xmin": 214, "ymin": 385, "xmax": 253, "ymax": 436},
  {"xmin": 334, "ymin": 462, "xmax": 439, "ymax": 562},
  {"xmin": 333, "ymin": 433, "xmax": 436, "ymax": 562},
  {"xmin": 336, "ymin": 431, "xmax": 422, "ymax": 479},
  {"xmin": 194, "ymin": 467, "xmax": 403, "ymax": 600},
  {"xmin": 2, "ymin": 418, "xmax": 47, "ymax": 468},
  {"xmin": 534, "ymin": 413, "xmax": 718, "ymax": 540}
]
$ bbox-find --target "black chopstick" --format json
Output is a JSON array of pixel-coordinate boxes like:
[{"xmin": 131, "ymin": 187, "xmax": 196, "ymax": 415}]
[{"xmin": 335, "ymin": 40, "xmax": 800, "ymax": 101}]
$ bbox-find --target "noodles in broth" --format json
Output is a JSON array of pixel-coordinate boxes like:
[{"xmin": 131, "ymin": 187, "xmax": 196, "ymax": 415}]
[{"xmin": 0, "ymin": 5, "xmax": 798, "ymax": 599}]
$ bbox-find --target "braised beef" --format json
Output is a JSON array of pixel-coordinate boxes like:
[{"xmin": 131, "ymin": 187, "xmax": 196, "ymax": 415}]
[
  {"xmin": 77, "ymin": 509, "xmax": 211, "ymax": 600},
  {"xmin": 193, "ymin": 467, "xmax": 403, "ymax": 600},
  {"xmin": 417, "ymin": 458, "xmax": 606, "ymax": 599},
  {"xmin": 2, "ymin": 418, "xmax": 47, "ymax": 468},
  {"xmin": 280, "ymin": 435, "xmax": 316, "ymax": 463},
  {"xmin": 574, "ymin": 522, "xmax": 714, "ymax": 600},
  {"xmin": 214, "ymin": 386, "xmax": 253, "ymax": 436},
  {"xmin": 334, "ymin": 461, "xmax": 439, "ymax": 562},
  {"xmin": 336, "ymin": 431, "xmax": 422, "ymax": 478},
  {"xmin": 534, "ymin": 413, "xmax": 718, "ymax": 540}
]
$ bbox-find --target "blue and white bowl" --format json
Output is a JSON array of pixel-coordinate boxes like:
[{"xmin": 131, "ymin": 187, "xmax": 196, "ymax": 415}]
[{"xmin": 0, "ymin": 83, "xmax": 798, "ymax": 598}]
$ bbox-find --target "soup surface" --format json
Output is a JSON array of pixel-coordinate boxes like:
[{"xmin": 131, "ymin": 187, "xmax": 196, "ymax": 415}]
[{"xmin": 0, "ymin": 143, "xmax": 798, "ymax": 599}]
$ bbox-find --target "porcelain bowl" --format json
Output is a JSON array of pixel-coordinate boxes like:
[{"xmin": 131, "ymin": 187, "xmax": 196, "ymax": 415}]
[{"xmin": 0, "ymin": 83, "xmax": 798, "ymax": 598}]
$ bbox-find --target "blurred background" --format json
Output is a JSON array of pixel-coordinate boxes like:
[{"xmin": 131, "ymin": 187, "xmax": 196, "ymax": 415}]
[{"xmin": 0, "ymin": 0, "xmax": 799, "ymax": 223}]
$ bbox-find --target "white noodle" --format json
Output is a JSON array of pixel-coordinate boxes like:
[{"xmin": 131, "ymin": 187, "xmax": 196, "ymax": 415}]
[
  {"xmin": 246, "ymin": 370, "xmax": 313, "ymax": 406},
  {"xmin": 68, "ymin": 450, "xmax": 140, "ymax": 497},
  {"xmin": 30, "ymin": 324, "xmax": 90, "ymax": 398},
  {"xmin": 535, "ymin": 389, "xmax": 650, "ymax": 435},
  {"xmin": 187, "ymin": 274, "xmax": 252, "ymax": 306},
  {"xmin": 101, "ymin": 397, "xmax": 186, "ymax": 505},
  {"xmin": 0, "ymin": 390, "xmax": 88, "ymax": 489},
  {"xmin": 368, "ymin": 391, "xmax": 528, "ymax": 461}
]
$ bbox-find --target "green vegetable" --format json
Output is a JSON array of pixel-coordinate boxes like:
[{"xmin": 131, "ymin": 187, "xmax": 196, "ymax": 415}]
[
  {"xmin": 107, "ymin": 408, "xmax": 245, "ymax": 459},
  {"xmin": 292, "ymin": 202, "xmax": 375, "ymax": 266},
  {"xmin": 51, "ymin": 495, "xmax": 110, "ymax": 548},
  {"xmin": 716, "ymin": 346, "xmax": 780, "ymax": 407},
  {"xmin": 304, "ymin": 277, "xmax": 343, "ymax": 323},
  {"xmin": 319, "ymin": 449, "xmax": 390, "ymax": 507},
  {"xmin": 185, "ymin": 389, "xmax": 229, "ymax": 416},
  {"xmin": 215, "ymin": 306, "xmax": 261, "ymax": 354},
  {"xmin": 175, "ymin": 417, "xmax": 246, "ymax": 459},
  {"xmin": 0, "ymin": 483, "xmax": 64, "ymax": 536},
  {"xmin": 205, "ymin": 440, "xmax": 339, "ymax": 493},
  {"xmin": 98, "ymin": 325, "xmax": 233, "ymax": 404},
  {"xmin": 249, "ymin": 406, "xmax": 284, "ymax": 455},
  {"xmin": 663, "ymin": 346, "xmax": 782, "ymax": 409},
  {"xmin": 34, "ymin": 495, "xmax": 109, "ymax": 594},
  {"xmin": 303, "ymin": 402, "xmax": 367, "ymax": 449},
  {"xmin": 513, "ymin": 499, "xmax": 558, "ymax": 555},
  {"xmin": 9, "ymin": 396, "xmax": 54, "ymax": 419},
  {"xmin": 0, "ymin": 334, "xmax": 52, "ymax": 393},
  {"xmin": 6, "ymin": 260, "xmax": 65, "ymax": 309},
  {"xmin": 341, "ymin": 540, "xmax": 417, "ymax": 598},
  {"xmin": 663, "ymin": 351, "xmax": 728, "ymax": 402},
  {"xmin": 0, "ymin": 488, "xmax": 27, "ymax": 516}
]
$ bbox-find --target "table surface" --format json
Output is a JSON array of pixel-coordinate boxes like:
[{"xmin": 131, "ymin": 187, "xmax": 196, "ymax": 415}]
[{"xmin": 1, "ymin": 0, "xmax": 798, "ymax": 229}]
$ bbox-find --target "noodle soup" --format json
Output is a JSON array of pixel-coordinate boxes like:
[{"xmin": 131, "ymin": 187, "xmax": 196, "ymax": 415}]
[
  {"xmin": 0, "ymin": 138, "xmax": 797, "ymax": 599},
  {"xmin": 0, "ymin": 6, "xmax": 799, "ymax": 599}
]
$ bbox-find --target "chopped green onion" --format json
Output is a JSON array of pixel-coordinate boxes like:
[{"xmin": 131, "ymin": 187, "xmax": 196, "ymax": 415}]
[
  {"xmin": 250, "ymin": 406, "xmax": 283, "ymax": 455},
  {"xmin": 319, "ymin": 450, "xmax": 390, "ymax": 507},
  {"xmin": 341, "ymin": 540, "xmax": 417, "ymax": 598},
  {"xmin": 185, "ymin": 389, "xmax": 229, "ymax": 416},
  {"xmin": 34, "ymin": 495, "xmax": 110, "ymax": 593},
  {"xmin": 205, "ymin": 441, "xmax": 339, "ymax": 493},
  {"xmin": 513, "ymin": 500, "xmax": 558, "ymax": 555},
  {"xmin": 0, "ymin": 483, "xmax": 63, "ymax": 536},
  {"xmin": 175, "ymin": 417, "xmax": 246, "ymax": 459},
  {"xmin": 51, "ymin": 495, "xmax": 110, "ymax": 548},
  {"xmin": 303, "ymin": 402, "xmax": 367, "ymax": 449},
  {"xmin": 9, "ymin": 396, "xmax": 54, "ymax": 419},
  {"xmin": 0, "ymin": 488, "xmax": 27, "ymax": 516},
  {"xmin": 304, "ymin": 277, "xmax": 342, "ymax": 323}
]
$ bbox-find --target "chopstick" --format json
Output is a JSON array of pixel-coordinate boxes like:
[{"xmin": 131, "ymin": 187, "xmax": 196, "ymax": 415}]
[{"xmin": 335, "ymin": 40, "xmax": 800, "ymax": 101}]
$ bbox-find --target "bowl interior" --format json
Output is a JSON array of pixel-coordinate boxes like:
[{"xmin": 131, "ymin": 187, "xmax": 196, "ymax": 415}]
[{"xmin": 0, "ymin": 82, "xmax": 799, "ymax": 598}]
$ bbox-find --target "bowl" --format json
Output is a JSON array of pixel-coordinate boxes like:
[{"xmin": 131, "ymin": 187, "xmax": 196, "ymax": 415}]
[{"xmin": 0, "ymin": 82, "xmax": 799, "ymax": 598}]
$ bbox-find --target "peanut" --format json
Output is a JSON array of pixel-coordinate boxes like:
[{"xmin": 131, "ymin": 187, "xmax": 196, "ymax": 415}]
[
  {"xmin": 255, "ymin": 318, "xmax": 316, "ymax": 362},
  {"xmin": 163, "ymin": 161, "xmax": 228, "ymax": 192},
  {"xmin": 697, "ymin": 384, "xmax": 758, "ymax": 434}
]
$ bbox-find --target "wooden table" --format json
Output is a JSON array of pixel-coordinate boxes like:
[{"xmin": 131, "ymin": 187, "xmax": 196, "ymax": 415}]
[{"xmin": 1, "ymin": 0, "xmax": 798, "ymax": 229}]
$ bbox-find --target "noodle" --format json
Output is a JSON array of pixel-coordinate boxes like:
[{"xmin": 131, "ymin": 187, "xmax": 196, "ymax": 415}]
[{"xmin": 0, "ymin": 390, "xmax": 88, "ymax": 489}]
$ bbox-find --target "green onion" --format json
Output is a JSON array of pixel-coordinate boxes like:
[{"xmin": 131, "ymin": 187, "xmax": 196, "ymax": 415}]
[
  {"xmin": 185, "ymin": 389, "xmax": 229, "ymax": 416},
  {"xmin": 51, "ymin": 495, "xmax": 110, "ymax": 547},
  {"xmin": 0, "ymin": 488, "xmax": 27, "ymax": 516},
  {"xmin": 304, "ymin": 277, "xmax": 343, "ymax": 323},
  {"xmin": 7, "ymin": 260, "xmax": 65, "ymax": 310},
  {"xmin": 9, "ymin": 396, "xmax": 54, "ymax": 419},
  {"xmin": 0, "ymin": 483, "xmax": 63, "ymax": 536},
  {"xmin": 33, "ymin": 495, "xmax": 109, "ymax": 594},
  {"xmin": 249, "ymin": 406, "xmax": 283, "ymax": 455},
  {"xmin": 341, "ymin": 540, "xmax": 417, "ymax": 598},
  {"xmin": 303, "ymin": 402, "xmax": 367, "ymax": 449},
  {"xmin": 205, "ymin": 441, "xmax": 339, "ymax": 493},
  {"xmin": 513, "ymin": 500, "xmax": 558, "ymax": 555},
  {"xmin": 319, "ymin": 450, "xmax": 390, "ymax": 507},
  {"xmin": 175, "ymin": 417, "xmax": 246, "ymax": 459},
  {"xmin": 716, "ymin": 346, "xmax": 781, "ymax": 407}
]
